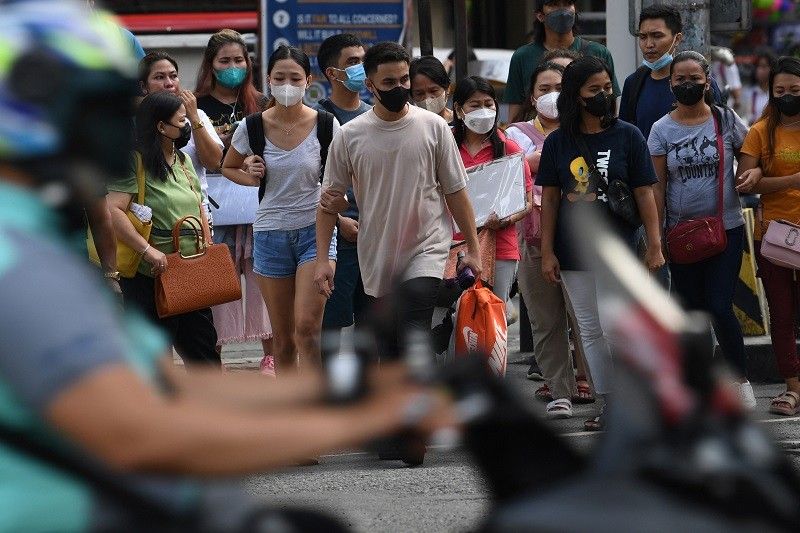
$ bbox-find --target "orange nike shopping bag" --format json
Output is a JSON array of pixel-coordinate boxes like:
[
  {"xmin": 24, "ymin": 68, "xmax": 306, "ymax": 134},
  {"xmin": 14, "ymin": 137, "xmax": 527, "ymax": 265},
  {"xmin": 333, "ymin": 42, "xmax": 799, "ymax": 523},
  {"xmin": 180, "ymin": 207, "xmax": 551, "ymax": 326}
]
[{"xmin": 452, "ymin": 279, "xmax": 508, "ymax": 377}]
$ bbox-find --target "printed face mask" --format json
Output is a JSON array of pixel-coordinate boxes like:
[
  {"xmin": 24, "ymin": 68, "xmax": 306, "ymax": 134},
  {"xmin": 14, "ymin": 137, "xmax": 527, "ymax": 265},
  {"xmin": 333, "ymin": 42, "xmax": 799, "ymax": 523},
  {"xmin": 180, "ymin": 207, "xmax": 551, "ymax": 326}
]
[
  {"xmin": 214, "ymin": 67, "xmax": 247, "ymax": 89},
  {"xmin": 544, "ymin": 9, "xmax": 576, "ymax": 35},
  {"xmin": 463, "ymin": 107, "xmax": 497, "ymax": 134},
  {"xmin": 333, "ymin": 63, "xmax": 367, "ymax": 93},
  {"xmin": 271, "ymin": 83, "xmax": 306, "ymax": 107},
  {"xmin": 416, "ymin": 93, "xmax": 448, "ymax": 114},
  {"xmin": 775, "ymin": 94, "xmax": 800, "ymax": 117},
  {"xmin": 642, "ymin": 36, "xmax": 678, "ymax": 71},
  {"xmin": 374, "ymin": 85, "xmax": 410, "ymax": 113},
  {"xmin": 535, "ymin": 91, "xmax": 560, "ymax": 120},
  {"xmin": 672, "ymin": 82, "xmax": 706, "ymax": 106},
  {"xmin": 582, "ymin": 91, "xmax": 614, "ymax": 118}
]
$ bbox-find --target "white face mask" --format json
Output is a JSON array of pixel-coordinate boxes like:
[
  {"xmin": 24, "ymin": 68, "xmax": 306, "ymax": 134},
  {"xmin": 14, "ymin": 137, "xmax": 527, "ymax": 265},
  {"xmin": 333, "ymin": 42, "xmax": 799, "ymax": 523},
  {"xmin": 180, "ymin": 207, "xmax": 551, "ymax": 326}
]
[
  {"xmin": 416, "ymin": 93, "xmax": 447, "ymax": 114},
  {"xmin": 270, "ymin": 83, "xmax": 305, "ymax": 107},
  {"xmin": 462, "ymin": 107, "xmax": 496, "ymax": 134},
  {"xmin": 534, "ymin": 91, "xmax": 560, "ymax": 120}
]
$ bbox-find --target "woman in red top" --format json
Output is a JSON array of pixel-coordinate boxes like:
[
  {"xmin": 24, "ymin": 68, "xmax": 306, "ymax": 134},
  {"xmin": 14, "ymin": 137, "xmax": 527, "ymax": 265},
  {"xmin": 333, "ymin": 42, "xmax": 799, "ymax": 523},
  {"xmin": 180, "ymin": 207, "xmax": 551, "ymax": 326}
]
[{"xmin": 452, "ymin": 76, "xmax": 533, "ymax": 315}]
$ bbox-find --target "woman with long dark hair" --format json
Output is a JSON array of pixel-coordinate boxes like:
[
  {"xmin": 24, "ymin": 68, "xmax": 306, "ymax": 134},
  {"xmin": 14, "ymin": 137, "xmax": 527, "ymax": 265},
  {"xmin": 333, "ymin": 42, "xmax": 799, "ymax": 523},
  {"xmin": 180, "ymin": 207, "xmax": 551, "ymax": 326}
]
[
  {"xmin": 737, "ymin": 56, "xmax": 800, "ymax": 415},
  {"xmin": 107, "ymin": 91, "xmax": 219, "ymax": 366},
  {"xmin": 195, "ymin": 29, "xmax": 265, "ymax": 148},
  {"xmin": 451, "ymin": 76, "xmax": 533, "ymax": 333},
  {"xmin": 743, "ymin": 48, "xmax": 778, "ymax": 125},
  {"xmin": 410, "ymin": 55, "xmax": 453, "ymax": 123},
  {"xmin": 649, "ymin": 51, "xmax": 752, "ymax": 407},
  {"xmin": 222, "ymin": 46, "xmax": 339, "ymax": 377},
  {"xmin": 538, "ymin": 55, "xmax": 664, "ymax": 430}
]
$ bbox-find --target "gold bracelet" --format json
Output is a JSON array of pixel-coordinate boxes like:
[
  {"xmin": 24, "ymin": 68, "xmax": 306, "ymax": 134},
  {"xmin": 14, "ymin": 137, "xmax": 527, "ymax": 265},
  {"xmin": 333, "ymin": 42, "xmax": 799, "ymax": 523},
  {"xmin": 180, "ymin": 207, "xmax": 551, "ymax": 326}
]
[
  {"xmin": 140, "ymin": 244, "xmax": 151, "ymax": 256},
  {"xmin": 192, "ymin": 120, "xmax": 204, "ymax": 131}
]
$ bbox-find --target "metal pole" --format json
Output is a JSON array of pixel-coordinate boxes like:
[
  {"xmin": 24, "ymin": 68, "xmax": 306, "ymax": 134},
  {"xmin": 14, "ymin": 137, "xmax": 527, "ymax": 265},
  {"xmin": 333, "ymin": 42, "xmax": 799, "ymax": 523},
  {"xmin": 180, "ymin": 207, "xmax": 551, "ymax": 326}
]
[
  {"xmin": 674, "ymin": 0, "xmax": 710, "ymax": 55},
  {"xmin": 454, "ymin": 0, "xmax": 468, "ymax": 82},
  {"xmin": 259, "ymin": 0, "xmax": 269, "ymax": 93},
  {"xmin": 417, "ymin": 0, "xmax": 433, "ymax": 56}
]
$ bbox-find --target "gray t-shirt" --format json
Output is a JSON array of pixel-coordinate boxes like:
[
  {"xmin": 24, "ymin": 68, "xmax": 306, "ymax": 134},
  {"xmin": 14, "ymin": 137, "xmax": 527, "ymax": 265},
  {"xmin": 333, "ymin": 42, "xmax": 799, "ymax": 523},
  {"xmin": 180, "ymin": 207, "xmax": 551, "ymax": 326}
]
[
  {"xmin": 231, "ymin": 118, "xmax": 340, "ymax": 231},
  {"xmin": 648, "ymin": 108, "xmax": 747, "ymax": 230}
]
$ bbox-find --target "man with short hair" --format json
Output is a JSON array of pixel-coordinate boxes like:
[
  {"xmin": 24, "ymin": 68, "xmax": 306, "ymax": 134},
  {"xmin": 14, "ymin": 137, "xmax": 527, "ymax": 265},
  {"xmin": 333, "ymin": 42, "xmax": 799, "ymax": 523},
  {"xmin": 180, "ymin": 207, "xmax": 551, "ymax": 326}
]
[
  {"xmin": 315, "ymin": 41, "xmax": 481, "ymax": 349},
  {"xmin": 504, "ymin": 0, "xmax": 620, "ymax": 122},
  {"xmin": 315, "ymin": 33, "xmax": 372, "ymax": 340},
  {"xmin": 620, "ymin": 4, "xmax": 723, "ymax": 140}
]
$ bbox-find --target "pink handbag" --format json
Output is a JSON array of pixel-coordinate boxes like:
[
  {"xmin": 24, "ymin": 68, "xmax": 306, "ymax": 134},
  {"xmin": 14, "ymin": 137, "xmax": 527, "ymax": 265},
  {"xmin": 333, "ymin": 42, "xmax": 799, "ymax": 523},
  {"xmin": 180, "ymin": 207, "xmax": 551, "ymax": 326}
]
[{"xmin": 761, "ymin": 219, "xmax": 800, "ymax": 269}]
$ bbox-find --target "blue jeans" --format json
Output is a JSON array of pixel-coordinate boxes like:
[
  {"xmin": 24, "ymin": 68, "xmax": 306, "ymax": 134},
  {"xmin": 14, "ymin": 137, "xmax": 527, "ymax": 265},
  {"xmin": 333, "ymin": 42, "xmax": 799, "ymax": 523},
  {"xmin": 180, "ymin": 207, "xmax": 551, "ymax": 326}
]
[
  {"xmin": 669, "ymin": 225, "xmax": 746, "ymax": 377},
  {"xmin": 322, "ymin": 244, "xmax": 368, "ymax": 329},
  {"xmin": 253, "ymin": 223, "xmax": 337, "ymax": 278}
]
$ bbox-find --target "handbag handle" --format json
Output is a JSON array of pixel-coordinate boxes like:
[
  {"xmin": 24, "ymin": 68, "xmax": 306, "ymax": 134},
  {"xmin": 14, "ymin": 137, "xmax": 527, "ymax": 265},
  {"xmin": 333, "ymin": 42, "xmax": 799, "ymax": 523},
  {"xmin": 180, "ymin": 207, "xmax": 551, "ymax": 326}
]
[
  {"xmin": 171, "ymin": 215, "xmax": 206, "ymax": 258},
  {"xmin": 177, "ymin": 158, "xmax": 213, "ymax": 244}
]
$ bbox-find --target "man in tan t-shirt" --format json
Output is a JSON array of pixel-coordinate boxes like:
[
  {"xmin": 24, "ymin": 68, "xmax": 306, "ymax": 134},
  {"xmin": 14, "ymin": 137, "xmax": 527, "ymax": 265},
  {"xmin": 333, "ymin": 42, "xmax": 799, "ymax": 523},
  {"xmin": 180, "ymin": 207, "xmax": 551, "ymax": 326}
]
[{"xmin": 315, "ymin": 42, "xmax": 481, "ymax": 343}]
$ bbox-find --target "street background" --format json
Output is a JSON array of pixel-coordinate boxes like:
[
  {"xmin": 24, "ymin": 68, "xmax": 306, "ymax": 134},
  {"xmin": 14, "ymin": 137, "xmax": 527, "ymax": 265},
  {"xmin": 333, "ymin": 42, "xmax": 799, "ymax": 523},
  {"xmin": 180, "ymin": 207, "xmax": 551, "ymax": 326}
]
[{"xmin": 218, "ymin": 296, "xmax": 800, "ymax": 533}]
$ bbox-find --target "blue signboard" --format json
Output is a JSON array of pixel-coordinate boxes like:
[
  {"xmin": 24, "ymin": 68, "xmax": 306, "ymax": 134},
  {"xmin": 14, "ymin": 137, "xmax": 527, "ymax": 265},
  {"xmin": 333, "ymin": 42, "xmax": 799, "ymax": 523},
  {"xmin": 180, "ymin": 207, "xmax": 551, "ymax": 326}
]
[{"xmin": 265, "ymin": 0, "xmax": 406, "ymax": 103}]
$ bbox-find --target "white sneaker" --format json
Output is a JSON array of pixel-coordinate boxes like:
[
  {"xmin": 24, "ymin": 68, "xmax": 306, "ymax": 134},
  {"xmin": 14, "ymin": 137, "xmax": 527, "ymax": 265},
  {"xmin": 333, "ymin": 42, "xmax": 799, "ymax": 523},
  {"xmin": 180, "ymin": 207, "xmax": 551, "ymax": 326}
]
[
  {"xmin": 546, "ymin": 398, "xmax": 573, "ymax": 419},
  {"xmin": 739, "ymin": 381, "xmax": 757, "ymax": 410}
]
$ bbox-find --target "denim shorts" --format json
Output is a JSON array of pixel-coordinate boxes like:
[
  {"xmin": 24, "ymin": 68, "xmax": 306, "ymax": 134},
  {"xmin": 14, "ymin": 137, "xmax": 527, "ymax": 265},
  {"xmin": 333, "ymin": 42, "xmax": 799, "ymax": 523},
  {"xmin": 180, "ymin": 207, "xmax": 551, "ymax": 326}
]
[{"xmin": 253, "ymin": 223, "xmax": 337, "ymax": 278}]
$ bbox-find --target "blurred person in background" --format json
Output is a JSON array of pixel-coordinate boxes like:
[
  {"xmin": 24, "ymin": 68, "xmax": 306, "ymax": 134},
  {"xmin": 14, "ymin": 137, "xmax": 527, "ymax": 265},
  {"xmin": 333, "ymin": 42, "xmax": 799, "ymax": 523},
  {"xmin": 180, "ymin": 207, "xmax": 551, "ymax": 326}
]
[
  {"xmin": 195, "ymin": 30, "xmax": 274, "ymax": 375},
  {"xmin": 540, "ymin": 48, "xmax": 582, "ymax": 69},
  {"xmin": 222, "ymin": 46, "xmax": 339, "ymax": 376},
  {"xmin": 0, "ymin": 3, "xmax": 455, "ymax": 529},
  {"xmin": 743, "ymin": 48, "xmax": 777, "ymax": 125},
  {"xmin": 710, "ymin": 46, "xmax": 743, "ymax": 110},
  {"xmin": 506, "ymin": 62, "xmax": 596, "ymax": 417},
  {"xmin": 452, "ymin": 76, "xmax": 533, "ymax": 323},
  {"xmin": 649, "ymin": 51, "xmax": 753, "ymax": 408},
  {"xmin": 504, "ymin": 0, "xmax": 619, "ymax": 125},
  {"xmin": 410, "ymin": 55, "xmax": 454, "ymax": 124},
  {"xmin": 538, "ymin": 56, "xmax": 664, "ymax": 431},
  {"xmin": 737, "ymin": 56, "xmax": 800, "ymax": 416},
  {"xmin": 315, "ymin": 33, "xmax": 372, "ymax": 346},
  {"xmin": 108, "ymin": 91, "xmax": 220, "ymax": 367}
]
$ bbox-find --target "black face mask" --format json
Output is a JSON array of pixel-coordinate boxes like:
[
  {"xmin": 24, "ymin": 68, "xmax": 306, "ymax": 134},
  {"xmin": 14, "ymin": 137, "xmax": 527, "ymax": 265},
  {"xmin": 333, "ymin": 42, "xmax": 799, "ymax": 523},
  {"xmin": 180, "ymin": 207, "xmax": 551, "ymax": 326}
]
[
  {"xmin": 544, "ymin": 9, "xmax": 576, "ymax": 34},
  {"xmin": 374, "ymin": 85, "xmax": 409, "ymax": 113},
  {"xmin": 775, "ymin": 94, "xmax": 800, "ymax": 117},
  {"xmin": 164, "ymin": 121, "xmax": 192, "ymax": 150},
  {"xmin": 672, "ymin": 82, "xmax": 706, "ymax": 106},
  {"xmin": 582, "ymin": 92, "xmax": 614, "ymax": 118}
]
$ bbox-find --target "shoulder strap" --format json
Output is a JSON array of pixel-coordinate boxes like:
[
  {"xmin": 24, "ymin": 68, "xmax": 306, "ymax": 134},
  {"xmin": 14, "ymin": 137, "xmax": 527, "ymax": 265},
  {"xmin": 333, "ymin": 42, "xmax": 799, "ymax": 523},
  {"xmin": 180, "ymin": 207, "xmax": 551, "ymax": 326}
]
[
  {"xmin": 245, "ymin": 112, "xmax": 268, "ymax": 202},
  {"xmin": 623, "ymin": 66, "xmax": 650, "ymax": 124},
  {"xmin": 508, "ymin": 122, "xmax": 545, "ymax": 147},
  {"xmin": 316, "ymin": 110, "xmax": 335, "ymax": 183},
  {"xmin": 711, "ymin": 105, "xmax": 725, "ymax": 220},
  {"xmin": 318, "ymin": 99, "xmax": 343, "ymax": 124},
  {"xmin": 134, "ymin": 151, "xmax": 145, "ymax": 205}
]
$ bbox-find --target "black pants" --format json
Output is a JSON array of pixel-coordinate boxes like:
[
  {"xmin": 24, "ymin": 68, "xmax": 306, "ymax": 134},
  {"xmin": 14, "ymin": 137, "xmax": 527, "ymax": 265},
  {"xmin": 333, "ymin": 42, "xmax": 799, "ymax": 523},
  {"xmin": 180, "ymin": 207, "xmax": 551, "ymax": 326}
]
[
  {"xmin": 120, "ymin": 274, "xmax": 220, "ymax": 367},
  {"xmin": 366, "ymin": 277, "xmax": 441, "ymax": 360}
]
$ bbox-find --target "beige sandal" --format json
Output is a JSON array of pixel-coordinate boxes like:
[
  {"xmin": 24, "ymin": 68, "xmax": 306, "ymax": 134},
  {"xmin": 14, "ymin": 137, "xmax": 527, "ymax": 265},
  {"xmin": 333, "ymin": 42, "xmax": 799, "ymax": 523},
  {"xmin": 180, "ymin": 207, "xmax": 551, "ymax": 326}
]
[{"xmin": 769, "ymin": 391, "xmax": 800, "ymax": 416}]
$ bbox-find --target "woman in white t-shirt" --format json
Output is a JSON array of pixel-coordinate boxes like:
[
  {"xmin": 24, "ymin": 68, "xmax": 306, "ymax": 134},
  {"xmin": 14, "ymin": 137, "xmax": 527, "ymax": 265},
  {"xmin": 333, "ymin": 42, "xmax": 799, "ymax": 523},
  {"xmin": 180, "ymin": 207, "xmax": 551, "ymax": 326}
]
[
  {"xmin": 742, "ymin": 49, "xmax": 777, "ymax": 125},
  {"xmin": 222, "ymin": 46, "xmax": 339, "ymax": 376}
]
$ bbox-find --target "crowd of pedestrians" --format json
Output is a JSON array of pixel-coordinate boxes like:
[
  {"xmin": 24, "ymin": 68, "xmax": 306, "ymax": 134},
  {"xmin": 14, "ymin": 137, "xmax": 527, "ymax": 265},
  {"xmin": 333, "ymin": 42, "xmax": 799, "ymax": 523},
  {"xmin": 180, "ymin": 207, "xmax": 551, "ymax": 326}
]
[{"xmin": 4, "ymin": 0, "xmax": 800, "ymax": 527}]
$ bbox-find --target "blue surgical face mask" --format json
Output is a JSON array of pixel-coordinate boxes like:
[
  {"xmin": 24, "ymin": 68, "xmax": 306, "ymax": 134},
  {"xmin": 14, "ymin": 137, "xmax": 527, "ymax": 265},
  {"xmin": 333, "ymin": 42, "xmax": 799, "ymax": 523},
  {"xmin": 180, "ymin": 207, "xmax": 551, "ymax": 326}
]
[
  {"xmin": 333, "ymin": 63, "xmax": 366, "ymax": 93},
  {"xmin": 214, "ymin": 67, "xmax": 247, "ymax": 89},
  {"xmin": 642, "ymin": 37, "xmax": 678, "ymax": 71}
]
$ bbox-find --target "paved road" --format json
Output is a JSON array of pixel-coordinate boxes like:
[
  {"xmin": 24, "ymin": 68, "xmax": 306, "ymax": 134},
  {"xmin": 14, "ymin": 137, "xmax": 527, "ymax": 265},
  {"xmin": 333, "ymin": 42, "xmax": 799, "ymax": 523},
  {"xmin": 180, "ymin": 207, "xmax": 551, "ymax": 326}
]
[{"xmin": 223, "ymin": 316, "xmax": 800, "ymax": 532}]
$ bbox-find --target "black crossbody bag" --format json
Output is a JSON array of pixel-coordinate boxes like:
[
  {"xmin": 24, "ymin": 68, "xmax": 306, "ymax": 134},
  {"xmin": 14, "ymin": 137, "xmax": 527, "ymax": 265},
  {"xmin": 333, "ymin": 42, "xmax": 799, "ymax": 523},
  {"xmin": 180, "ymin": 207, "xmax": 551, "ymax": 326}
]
[{"xmin": 574, "ymin": 134, "xmax": 642, "ymax": 227}]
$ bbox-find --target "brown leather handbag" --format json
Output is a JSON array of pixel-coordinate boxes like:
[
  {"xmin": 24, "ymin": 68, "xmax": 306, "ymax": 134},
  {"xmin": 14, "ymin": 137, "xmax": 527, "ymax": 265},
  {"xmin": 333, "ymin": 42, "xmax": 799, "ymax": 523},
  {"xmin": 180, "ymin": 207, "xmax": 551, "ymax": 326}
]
[{"xmin": 154, "ymin": 215, "xmax": 241, "ymax": 318}]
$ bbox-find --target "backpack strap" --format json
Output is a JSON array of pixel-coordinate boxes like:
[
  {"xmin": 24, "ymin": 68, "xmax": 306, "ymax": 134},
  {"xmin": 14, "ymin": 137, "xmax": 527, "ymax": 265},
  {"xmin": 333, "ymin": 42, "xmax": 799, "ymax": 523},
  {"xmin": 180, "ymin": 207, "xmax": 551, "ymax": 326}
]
[
  {"xmin": 316, "ymin": 109, "xmax": 335, "ymax": 183},
  {"xmin": 245, "ymin": 112, "xmax": 268, "ymax": 202},
  {"xmin": 622, "ymin": 66, "xmax": 650, "ymax": 124},
  {"xmin": 317, "ymin": 98, "xmax": 344, "ymax": 124}
]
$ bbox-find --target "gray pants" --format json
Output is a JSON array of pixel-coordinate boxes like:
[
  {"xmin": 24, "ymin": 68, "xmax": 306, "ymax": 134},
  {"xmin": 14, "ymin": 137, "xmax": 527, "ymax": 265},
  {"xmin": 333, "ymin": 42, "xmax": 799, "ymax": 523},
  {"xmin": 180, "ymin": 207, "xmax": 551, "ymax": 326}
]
[{"xmin": 517, "ymin": 243, "xmax": 577, "ymax": 400}]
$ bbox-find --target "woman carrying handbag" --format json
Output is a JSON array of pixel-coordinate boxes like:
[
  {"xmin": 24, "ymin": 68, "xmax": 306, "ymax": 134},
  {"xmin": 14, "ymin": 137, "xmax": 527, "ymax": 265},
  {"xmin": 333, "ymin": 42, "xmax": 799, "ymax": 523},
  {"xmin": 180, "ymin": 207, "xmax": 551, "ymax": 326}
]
[
  {"xmin": 736, "ymin": 56, "xmax": 800, "ymax": 415},
  {"xmin": 649, "ymin": 51, "xmax": 752, "ymax": 408},
  {"xmin": 108, "ymin": 91, "xmax": 220, "ymax": 367}
]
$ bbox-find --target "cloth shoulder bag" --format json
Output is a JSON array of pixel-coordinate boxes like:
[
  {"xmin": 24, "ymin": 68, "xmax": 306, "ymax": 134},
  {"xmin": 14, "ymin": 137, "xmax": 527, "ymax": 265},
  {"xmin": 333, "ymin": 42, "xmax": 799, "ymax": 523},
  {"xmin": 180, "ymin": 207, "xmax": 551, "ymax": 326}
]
[
  {"xmin": 665, "ymin": 107, "xmax": 727, "ymax": 264},
  {"xmin": 87, "ymin": 152, "xmax": 152, "ymax": 278},
  {"xmin": 155, "ymin": 160, "xmax": 241, "ymax": 318}
]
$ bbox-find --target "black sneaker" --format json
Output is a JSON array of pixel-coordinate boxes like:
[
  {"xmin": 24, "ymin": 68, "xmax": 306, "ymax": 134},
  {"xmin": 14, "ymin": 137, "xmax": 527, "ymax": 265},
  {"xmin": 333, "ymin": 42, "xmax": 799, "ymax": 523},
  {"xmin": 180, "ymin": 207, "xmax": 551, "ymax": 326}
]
[{"xmin": 527, "ymin": 358, "xmax": 544, "ymax": 381}]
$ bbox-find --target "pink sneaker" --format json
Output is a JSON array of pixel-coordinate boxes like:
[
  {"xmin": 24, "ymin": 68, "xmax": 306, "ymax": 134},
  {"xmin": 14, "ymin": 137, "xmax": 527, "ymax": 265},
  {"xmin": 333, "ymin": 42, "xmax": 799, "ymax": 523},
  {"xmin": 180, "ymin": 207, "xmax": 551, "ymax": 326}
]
[{"xmin": 259, "ymin": 355, "xmax": 276, "ymax": 377}]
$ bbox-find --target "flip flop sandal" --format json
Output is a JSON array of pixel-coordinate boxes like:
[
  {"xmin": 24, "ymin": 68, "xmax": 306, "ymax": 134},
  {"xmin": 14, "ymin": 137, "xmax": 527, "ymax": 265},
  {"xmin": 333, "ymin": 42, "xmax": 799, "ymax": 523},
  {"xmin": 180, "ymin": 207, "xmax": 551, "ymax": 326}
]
[
  {"xmin": 584, "ymin": 415, "xmax": 604, "ymax": 432},
  {"xmin": 572, "ymin": 377, "xmax": 596, "ymax": 404},
  {"xmin": 535, "ymin": 384, "xmax": 554, "ymax": 402},
  {"xmin": 546, "ymin": 398, "xmax": 573, "ymax": 419},
  {"xmin": 769, "ymin": 391, "xmax": 800, "ymax": 416}
]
